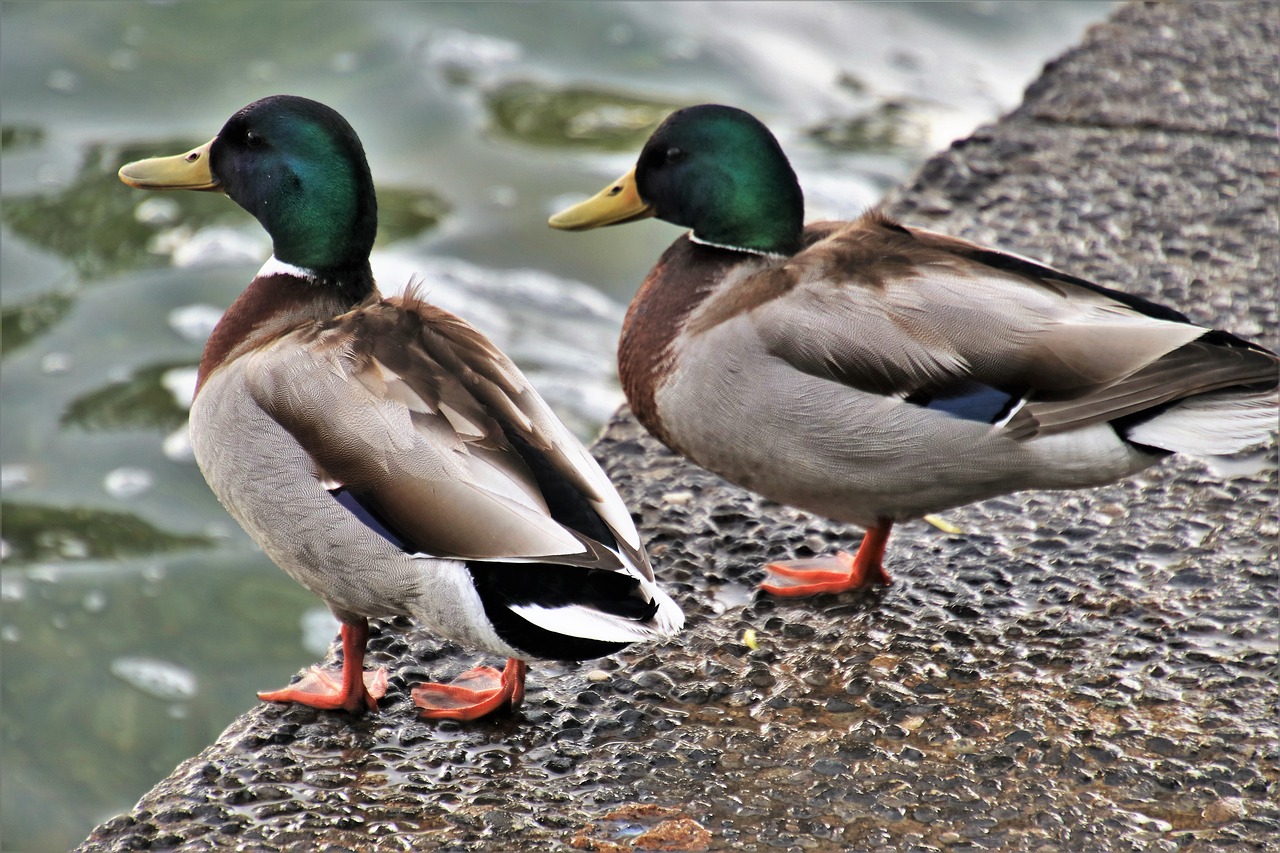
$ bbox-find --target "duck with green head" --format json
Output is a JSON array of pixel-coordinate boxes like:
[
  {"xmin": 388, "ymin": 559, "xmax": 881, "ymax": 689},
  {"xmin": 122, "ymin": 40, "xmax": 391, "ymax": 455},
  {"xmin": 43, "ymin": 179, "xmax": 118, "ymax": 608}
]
[
  {"xmin": 119, "ymin": 95, "xmax": 682, "ymax": 720},
  {"xmin": 550, "ymin": 103, "xmax": 1278, "ymax": 596}
]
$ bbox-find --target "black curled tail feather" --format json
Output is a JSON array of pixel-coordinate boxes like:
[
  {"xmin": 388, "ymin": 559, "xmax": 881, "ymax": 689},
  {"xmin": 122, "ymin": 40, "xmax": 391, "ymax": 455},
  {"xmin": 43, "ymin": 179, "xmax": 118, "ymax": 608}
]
[{"xmin": 467, "ymin": 561, "xmax": 658, "ymax": 662}]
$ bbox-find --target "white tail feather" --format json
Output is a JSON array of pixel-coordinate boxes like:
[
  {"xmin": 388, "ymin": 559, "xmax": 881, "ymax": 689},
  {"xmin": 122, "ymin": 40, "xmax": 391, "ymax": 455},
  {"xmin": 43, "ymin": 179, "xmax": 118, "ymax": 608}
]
[
  {"xmin": 1124, "ymin": 390, "xmax": 1278, "ymax": 456},
  {"xmin": 511, "ymin": 583, "xmax": 683, "ymax": 644}
]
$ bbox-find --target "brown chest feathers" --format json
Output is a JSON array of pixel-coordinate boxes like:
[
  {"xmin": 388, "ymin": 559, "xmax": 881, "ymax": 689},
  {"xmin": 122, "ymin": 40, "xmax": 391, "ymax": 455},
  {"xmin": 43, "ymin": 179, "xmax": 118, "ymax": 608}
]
[
  {"xmin": 617, "ymin": 236, "xmax": 766, "ymax": 448},
  {"xmin": 197, "ymin": 274, "xmax": 353, "ymax": 394}
]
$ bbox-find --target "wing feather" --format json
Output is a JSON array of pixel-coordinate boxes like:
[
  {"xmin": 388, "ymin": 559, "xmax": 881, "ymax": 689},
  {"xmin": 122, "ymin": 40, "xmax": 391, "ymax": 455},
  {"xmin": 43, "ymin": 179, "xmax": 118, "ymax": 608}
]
[
  {"xmin": 240, "ymin": 289, "xmax": 649, "ymax": 574},
  {"xmin": 730, "ymin": 215, "xmax": 1275, "ymax": 440}
]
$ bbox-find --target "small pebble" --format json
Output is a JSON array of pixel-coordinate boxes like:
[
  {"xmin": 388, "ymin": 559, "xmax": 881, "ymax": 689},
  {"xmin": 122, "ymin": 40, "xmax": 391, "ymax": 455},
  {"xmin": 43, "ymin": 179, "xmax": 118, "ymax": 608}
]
[
  {"xmin": 1202, "ymin": 797, "xmax": 1245, "ymax": 824},
  {"xmin": 633, "ymin": 817, "xmax": 712, "ymax": 851}
]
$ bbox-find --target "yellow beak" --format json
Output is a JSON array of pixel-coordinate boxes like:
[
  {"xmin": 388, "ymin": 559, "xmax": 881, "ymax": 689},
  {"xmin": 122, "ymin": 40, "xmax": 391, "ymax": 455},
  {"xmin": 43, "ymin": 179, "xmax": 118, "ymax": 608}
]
[
  {"xmin": 118, "ymin": 139, "xmax": 221, "ymax": 191},
  {"xmin": 548, "ymin": 167, "xmax": 655, "ymax": 231}
]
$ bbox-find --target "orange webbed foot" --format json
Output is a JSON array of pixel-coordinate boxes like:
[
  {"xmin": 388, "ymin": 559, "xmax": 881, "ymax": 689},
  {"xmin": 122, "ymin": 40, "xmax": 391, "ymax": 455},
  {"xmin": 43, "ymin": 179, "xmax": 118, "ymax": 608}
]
[
  {"xmin": 412, "ymin": 658, "xmax": 528, "ymax": 721},
  {"xmin": 258, "ymin": 664, "xmax": 388, "ymax": 712},
  {"xmin": 761, "ymin": 551, "xmax": 873, "ymax": 596},
  {"xmin": 257, "ymin": 618, "xmax": 386, "ymax": 712},
  {"xmin": 759, "ymin": 523, "xmax": 894, "ymax": 597}
]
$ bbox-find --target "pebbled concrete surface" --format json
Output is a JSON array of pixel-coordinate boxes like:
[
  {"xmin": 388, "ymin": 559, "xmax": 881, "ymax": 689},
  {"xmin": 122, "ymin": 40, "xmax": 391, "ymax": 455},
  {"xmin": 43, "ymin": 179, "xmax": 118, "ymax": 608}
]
[{"xmin": 77, "ymin": 2, "xmax": 1277, "ymax": 851}]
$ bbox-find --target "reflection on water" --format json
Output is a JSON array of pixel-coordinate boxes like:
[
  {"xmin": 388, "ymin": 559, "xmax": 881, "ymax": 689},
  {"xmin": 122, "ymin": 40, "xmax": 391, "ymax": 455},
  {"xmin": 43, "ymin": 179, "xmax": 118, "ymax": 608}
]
[
  {"xmin": 486, "ymin": 82, "xmax": 683, "ymax": 150},
  {"xmin": 60, "ymin": 361, "xmax": 192, "ymax": 433},
  {"xmin": 1, "ymin": 290, "xmax": 74, "ymax": 357},
  {"xmin": 109, "ymin": 655, "xmax": 199, "ymax": 703},
  {"xmin": 1, "ymin": 502, "xmax": 213, "ymax": 563},
  {"xmin": 809, "ymin": 96, "xmax": 930, "ymax": 153},
  {"xmin": 3, "ymin": 141, "xmax": 245, "ymax": 278},
  {"xmin": 0, "ymin": 2, "xmax": 1114, "ymax": 850}
]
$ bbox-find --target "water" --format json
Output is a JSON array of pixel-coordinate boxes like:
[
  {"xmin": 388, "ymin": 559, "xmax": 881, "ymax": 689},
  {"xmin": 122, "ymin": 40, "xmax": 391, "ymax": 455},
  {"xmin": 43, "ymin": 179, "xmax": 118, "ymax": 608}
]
[{"xmin": 0, "ymin": 2, "xmax": 1113, "ymax": 849}]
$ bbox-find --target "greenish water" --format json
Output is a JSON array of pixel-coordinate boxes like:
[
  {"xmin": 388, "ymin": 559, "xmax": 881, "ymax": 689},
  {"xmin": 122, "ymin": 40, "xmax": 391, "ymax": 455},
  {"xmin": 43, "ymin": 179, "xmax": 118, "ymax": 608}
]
[{"xmin": 0, "ymin": 2, "xmax": 1112, "ymax": 850}]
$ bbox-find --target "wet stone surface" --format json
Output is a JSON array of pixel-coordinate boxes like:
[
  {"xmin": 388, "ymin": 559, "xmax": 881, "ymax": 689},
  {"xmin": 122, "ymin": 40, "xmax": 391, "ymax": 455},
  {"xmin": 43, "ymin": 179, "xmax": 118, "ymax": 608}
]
[{"xmin": 78, "ymin": 2, "xmax": 1276, "ymax": 851}]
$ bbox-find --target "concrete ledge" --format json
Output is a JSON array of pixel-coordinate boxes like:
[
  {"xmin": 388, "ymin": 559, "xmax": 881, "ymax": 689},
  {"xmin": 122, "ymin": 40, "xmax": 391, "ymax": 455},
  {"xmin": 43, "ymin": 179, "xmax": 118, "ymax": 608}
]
[{"xmin": 78, "ymin": 2, "xmax": 1278, "ymax": 850}]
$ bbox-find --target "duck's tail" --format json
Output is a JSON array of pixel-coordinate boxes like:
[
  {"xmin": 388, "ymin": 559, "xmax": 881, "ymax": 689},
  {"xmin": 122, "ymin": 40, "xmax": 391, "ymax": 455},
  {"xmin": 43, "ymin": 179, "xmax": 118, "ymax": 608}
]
[
  {"xmin": 1121, "ymin": 386, "xmax": 1277, "ymax": 457},
  {"xmin": 508, "ymin": 572, "xmax": 684, "ymax": 647},
  {"xmin": 466, "ymin": 559, "xmax": 684, "ymax": 663}
]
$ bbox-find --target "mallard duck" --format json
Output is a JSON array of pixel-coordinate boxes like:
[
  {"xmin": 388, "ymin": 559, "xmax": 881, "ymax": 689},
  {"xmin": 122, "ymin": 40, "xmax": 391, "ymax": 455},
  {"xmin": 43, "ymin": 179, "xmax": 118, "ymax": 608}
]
[
  {"xmin": 118, "ymin": 95, "xmax": 682, "ymax": 720},
  {"xmin": 549, "ymin": 103, "xmax": 1279, "ymax": 597}
]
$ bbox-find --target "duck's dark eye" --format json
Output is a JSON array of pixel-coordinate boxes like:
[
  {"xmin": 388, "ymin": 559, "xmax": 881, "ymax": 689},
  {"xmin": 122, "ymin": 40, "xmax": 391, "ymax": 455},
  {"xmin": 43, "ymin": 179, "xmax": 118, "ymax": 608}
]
[
  {"xmin": 245, "ymin": 131, "xmax": 264, "ymax": 149},
  {"xmin": 665, "ymin": 147, "xmax": 685, "ymax": 164}
]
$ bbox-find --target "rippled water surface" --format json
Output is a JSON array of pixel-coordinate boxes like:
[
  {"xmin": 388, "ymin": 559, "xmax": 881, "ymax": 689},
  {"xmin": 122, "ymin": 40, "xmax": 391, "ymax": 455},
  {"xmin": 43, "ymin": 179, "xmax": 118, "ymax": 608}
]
[{"xmin": 0, "ymin": 2, "xmax": 1113, "ymax": 849}]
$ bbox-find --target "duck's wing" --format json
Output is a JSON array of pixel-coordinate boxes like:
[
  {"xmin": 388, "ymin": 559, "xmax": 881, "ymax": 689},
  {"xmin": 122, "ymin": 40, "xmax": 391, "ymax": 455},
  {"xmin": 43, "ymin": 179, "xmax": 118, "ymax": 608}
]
[
  {"xmin": 744, "ymin": 214, "xmax": 1277, "ymax": 441},
  {"xmin": 240, "ymin": 288, "xmax": 650, "ymax": 577}
]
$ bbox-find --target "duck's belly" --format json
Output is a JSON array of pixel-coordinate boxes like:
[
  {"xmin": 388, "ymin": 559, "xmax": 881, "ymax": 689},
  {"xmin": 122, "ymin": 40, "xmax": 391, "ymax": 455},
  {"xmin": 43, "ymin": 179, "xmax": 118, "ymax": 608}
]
[
  {"xmin": 188, "ymin": 368, "xmax": 518, "ymax": 657},
  {"xmin": 653, "ymin": 353, "xmax": 1155, "ymax": 527}
]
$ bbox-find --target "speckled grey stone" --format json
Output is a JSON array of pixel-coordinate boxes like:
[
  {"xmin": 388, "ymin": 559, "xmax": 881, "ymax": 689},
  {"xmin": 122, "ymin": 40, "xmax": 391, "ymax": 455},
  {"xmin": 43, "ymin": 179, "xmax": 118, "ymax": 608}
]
[
  {"xmin": 77, "ymin": 2, "xmax": 1277, "ymax": 851},
  {"xmin": 1013, "ymin": 1, "xmax": 1277, "ymax": 141}
]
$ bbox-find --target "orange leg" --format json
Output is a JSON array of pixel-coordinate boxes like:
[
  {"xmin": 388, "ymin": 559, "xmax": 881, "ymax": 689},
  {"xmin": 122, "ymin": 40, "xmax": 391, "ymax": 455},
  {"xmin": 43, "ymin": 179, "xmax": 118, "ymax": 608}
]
[
  {"xmin": 411, "ymin": 658, "xmax": 528, "ymax": 721},
  {"xmin": 760, "ymin": 522, "xmax": 894, "ymax": 597},
  {"xmin": 258, "ymin": 618, "xmax": 388, "ymax": 713}
]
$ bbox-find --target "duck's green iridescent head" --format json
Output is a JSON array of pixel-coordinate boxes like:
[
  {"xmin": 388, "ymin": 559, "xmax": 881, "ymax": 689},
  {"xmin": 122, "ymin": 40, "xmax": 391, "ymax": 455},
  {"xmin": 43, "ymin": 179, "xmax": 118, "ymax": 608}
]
[
  {"xmin": 550, "ymin": 104, "xmax": 805, "ymax": 257},
  {"xmin": 120, "ymin": 95, "xmax": 377, "ymax": 281}
]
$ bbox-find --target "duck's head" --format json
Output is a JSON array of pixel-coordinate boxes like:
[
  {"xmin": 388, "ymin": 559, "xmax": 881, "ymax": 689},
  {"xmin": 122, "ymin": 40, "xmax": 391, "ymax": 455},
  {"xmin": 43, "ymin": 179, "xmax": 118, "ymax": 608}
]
[
  {"xmin": 120, "ymin": 95, "xmax": 377, "ymax": 283},
  {"xmin": 549, "ymin": 104, "xmax": 804, "ymax": 257}
]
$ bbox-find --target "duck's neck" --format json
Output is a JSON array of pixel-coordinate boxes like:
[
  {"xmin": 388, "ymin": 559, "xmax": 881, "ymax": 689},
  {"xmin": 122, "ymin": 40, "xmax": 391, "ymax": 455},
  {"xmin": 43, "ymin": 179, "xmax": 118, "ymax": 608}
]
[
  {"xmin": 259, "ymin": 254, "xmax": 376, "ymax": 305},
  {"xmin": 689, "ymin": 232, "xmax": 791, "ymax": 260},
  {"xmin": 618, "ymin": 236, "xmax": 748, "ymax": 448},
  {"xmin": 196, "ymin": 257, "xmax": 372, "ymax": 394}
]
